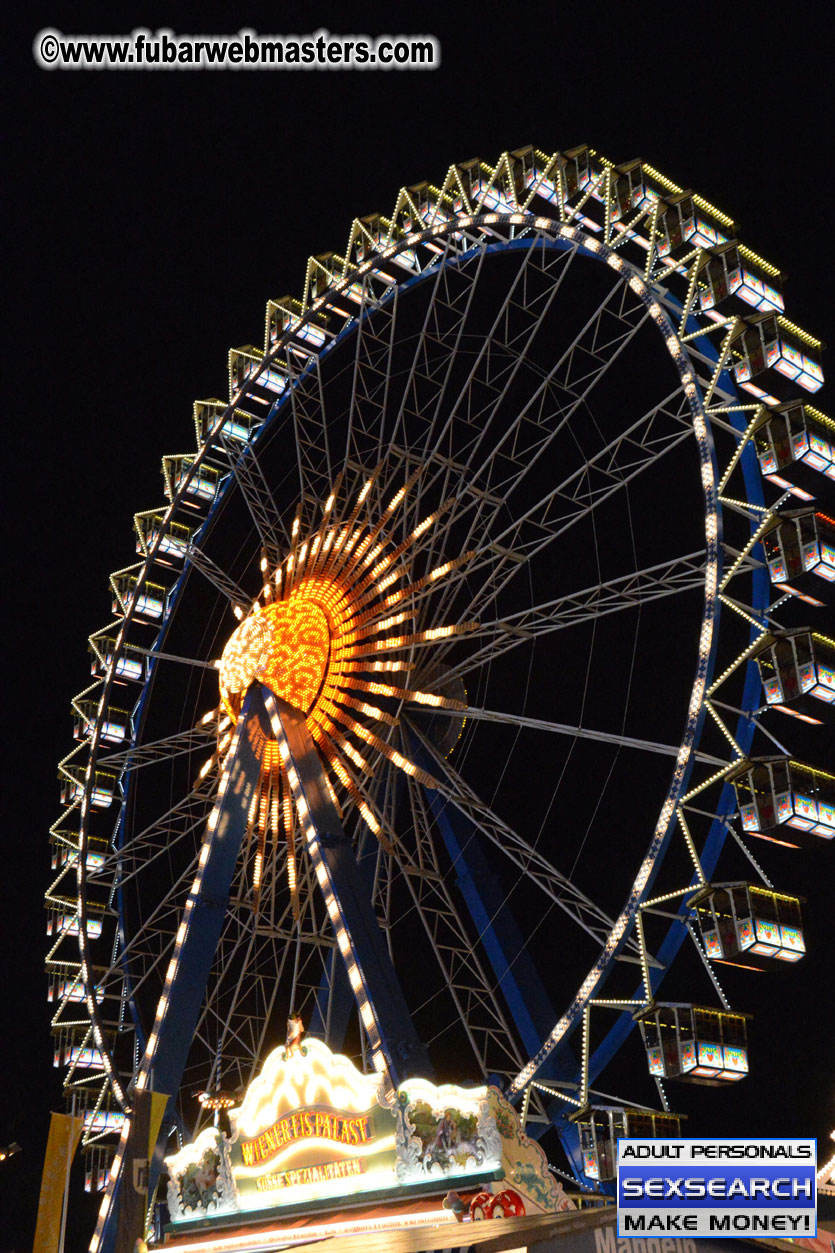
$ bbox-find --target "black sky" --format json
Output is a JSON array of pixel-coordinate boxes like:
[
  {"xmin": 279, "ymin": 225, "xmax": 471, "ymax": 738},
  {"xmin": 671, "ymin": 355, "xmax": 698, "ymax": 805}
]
[{"xmin": 3, "ymin": 4, "xmax": 835, "ymax": 1249}]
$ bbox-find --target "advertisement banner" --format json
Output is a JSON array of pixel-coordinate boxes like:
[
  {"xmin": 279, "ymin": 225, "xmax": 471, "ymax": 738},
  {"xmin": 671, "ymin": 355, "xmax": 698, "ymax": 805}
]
[{"xmin": 617, "ymin": 1138, "xmax": 816, "ymax": 1239}]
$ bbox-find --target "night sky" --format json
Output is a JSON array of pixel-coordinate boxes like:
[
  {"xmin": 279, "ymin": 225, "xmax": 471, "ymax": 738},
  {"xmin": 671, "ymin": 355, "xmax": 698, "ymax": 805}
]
[{"xmin": 4, "ymin": 4, "xmax": 835, "ymax": 1249}]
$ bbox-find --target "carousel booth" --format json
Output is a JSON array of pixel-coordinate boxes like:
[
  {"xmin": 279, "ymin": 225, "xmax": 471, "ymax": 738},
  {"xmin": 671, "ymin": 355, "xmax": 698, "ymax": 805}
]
[
  {"xmin": 156, "ymin": 1037, "xmax": 571, "ymax": 1249},
  {"xmin": 753, "ymin": 403, "xmax": 835, "ymax": 499},
  {"xmin": 637, "ymin": 1004, "xmax": 750, "ymax": 1086},
  {"xmin": 575, "ymin": 1107, "xmax": 684, "ymax": 1183},
  {"xmin": 753, "ymin": 629, "xmax": 835, "ymax": 724},
  {"xmin": 691, "ymin": 882, "xmax": 806, "ymax": 967},
  {"xmin": 729, "ymin": 755, "xmax": 835, "ymax": 847},
  {"xmin": 762, "ymin": 508, "xmax": 835, "ymax": 603}
]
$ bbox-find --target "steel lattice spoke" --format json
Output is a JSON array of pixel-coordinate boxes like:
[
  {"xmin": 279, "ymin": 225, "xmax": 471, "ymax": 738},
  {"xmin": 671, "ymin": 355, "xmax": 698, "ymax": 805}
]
[
  {"xmin": 432, "ymin": 551, "xmax": 706, "ymax": 681},
  {"xmin": 405, "ymin": 716, "xmax": 633, "ymax": 952},
  {"xmin": 421, "ymin": 703, "xmax": 725, "ymax": 765},
  {"xmin": 97, "ymin": 722, "xmax": 215, "ymax": 771},
  {"xmin": 185, "ymin": 544, "xmax": 250, "ymax": 610}
]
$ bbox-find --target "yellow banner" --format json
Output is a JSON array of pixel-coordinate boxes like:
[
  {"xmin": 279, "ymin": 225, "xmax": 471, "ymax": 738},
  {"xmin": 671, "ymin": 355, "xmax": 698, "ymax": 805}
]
[
  {"xmin": 33, "ymin": 1110, "xmax": 84, "ymax": 1253},
  {"xmin": 148, "ymin": 1089, "xmax": 168, "ymax": 1162}
]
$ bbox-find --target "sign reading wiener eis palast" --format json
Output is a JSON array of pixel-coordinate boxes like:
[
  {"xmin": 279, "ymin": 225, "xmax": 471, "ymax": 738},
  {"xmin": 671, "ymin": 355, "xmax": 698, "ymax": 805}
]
[{"xmin": 165, "ymin": 1036, "xmax": 566, "ymax": 1224}]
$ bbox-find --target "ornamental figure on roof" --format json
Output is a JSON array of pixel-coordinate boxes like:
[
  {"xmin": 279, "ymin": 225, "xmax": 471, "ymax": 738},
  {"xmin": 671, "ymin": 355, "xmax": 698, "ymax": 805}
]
[{"xmin": 285, "ymin": 1013, "xmax": 304, "ymax": 1057}]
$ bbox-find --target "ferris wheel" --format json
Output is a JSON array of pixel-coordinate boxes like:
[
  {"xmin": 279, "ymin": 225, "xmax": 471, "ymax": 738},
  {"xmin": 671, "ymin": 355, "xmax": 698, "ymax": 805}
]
[{"xmin": 46, "ymin": 146, "xmax": 834, "ymax": 1247}]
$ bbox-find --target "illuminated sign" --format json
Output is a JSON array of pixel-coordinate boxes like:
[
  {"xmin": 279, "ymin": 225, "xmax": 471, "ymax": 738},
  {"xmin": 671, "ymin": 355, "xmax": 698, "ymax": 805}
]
[
  {"xmin": 255, "ymin": 1157, "xmax": 365, "ymax": 1193},
  {"xmin": 240, "ymin": 1109, "xmax": 373, "ymax": 1166},
  {"xmin": 165, "ymin": 1037, "xmax": 567, "ymax": 1228}
]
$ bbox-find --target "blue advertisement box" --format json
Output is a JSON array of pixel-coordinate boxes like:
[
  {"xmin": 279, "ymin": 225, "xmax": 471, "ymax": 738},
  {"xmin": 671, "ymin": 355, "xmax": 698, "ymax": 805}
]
[{"xmin": 616, "ymin": 1137, "xmax": 817, "ymax": 1239}]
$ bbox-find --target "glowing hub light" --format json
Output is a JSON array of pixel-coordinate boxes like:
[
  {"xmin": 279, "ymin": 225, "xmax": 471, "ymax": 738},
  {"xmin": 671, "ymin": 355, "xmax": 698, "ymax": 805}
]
[
  {"xmin": 220, "ymin": 586, "xmax": 335, "ymax": 719},
  {"xmin": 207, "ymin": 481, "xmax": 477, "ymax": 940}
]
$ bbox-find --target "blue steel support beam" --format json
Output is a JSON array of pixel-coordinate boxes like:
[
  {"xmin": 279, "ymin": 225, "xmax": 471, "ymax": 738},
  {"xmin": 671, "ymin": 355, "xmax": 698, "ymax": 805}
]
[
  {"xmin": 101, "ymin": 687, "xmax": 271, "ymax": 1252},
  {"xmin": 424, "ymin": 787, "xmax": 572, "ymax": 1079},
  {"xmin": 307, "ymin": 833, "xmax": 379, "ymax": 1047},
  {"xmin": 421, "ymin": 779, "xmax": 581, "ymax": 1171},
  {"xmin": 263, "ymin": 689, "xmax": 434, "ymax": 1086},
  {"xmin": 307, "ymin": 949, "xmax": 353, "ymax": 1044}
]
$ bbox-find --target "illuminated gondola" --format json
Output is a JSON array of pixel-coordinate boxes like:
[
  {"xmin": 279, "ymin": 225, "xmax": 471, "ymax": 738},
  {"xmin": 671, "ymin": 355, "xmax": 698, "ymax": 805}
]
[
  {"xmin": 762, "ymin": 508, "xmax": 835, "ymax": 602},
  {"xmin": 453, "ymin": 158, "xmax": 518, "ymax": 213},
  {"xmin": 729, "ymin": 755, "xmax": 835, "ymax": 846},
  {"xmin": 193, "ymin": 398, "xmax": 262, "ymax": 447},
  {"xmin": 574, "ymin": 1107, "xmax": 684, "ymax": 1182},
  {"xmin": 73, "ymin": 699, "xmax": 129, "ymax": 744},
  {"xmin": 110, "ymin": 570, "xmax": 166, "ymax": 621},
  {"xmin": 514, "ymin": 144, "xmax": 591, "ymax": 208},
  {"xmin": 657, "ymin": 192, "xmax": 728, "ymax": 259},
  {"xmin": 730, "ymin": 313, "xmax": 823, "ymax": 402},
  {"xmin": 637, "ymin": 1004, "xmax": 750, "ymax": 1085},
  {"xmin": 609, "ymin": 160, "xmax": 651, "ymax": 221},
  {"xmin": 229, "ymin": 345, "xmax": 290, "ymax": 399},
  {"xmin": 690, "ymin": 882, "xmax": 805, "ymax": 968},
  {"xmin": 60, "ymin": 766, "xmax": 116, "ymax": 810},
  {"xmin": 163, "ymin": 454, "xmax": 219, "ymax": 507},
  {"xmin": 267, "ymin": 298, "xmax": 328, "ymax": 351},
  {"xmin": 50, "ymin": 828, "xmax": 107, "ymax": 871},
  {"xmin": 698, "ymin": 242, "xmax": 783, "ymax": 316},
  {"xmin": 88, "ymin": 637, "xmax": 146, "ymax": 684},
  {"xmin": 753, "ymin": 628, "xmax": 835, "ymax": 723},
  {"xmin": 135, "ymin": 511, "xmax": 195, "ymax": 565},
  {"xmin": 754, "ymin": 403, "xmax": 835, "ymax": 498}
]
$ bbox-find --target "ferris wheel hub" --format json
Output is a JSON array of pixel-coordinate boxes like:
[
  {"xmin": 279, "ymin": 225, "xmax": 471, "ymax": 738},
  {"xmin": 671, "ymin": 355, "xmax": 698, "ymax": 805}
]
[{"xmin": 220, "ymin": 588, "xmax": 334, "ymax": 718}]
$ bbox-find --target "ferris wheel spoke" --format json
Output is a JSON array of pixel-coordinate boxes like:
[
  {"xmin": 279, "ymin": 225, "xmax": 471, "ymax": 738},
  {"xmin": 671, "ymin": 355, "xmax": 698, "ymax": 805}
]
[
  {"xmin": 441, "ymin": 408, "xmax": 694, "ymax": 627},
  {"xmin": 372, "ymin": 240, "xmax": 492, "ymax": 504},
  {"xmin": 415, "ymin": 256, "xmax": 653, "ymax": 576},
  {"xmin": 342, "ymin": 280, "xmax": 404, "ymax": 479},
  {"xmin": 101, "ymin": 783, "xmax": 214, "ymax": 884},
  {"xmin": 422, "ymin": 363, "xmax": 683, "ymax": 620},
  {"xmin": 281, "ymin": 348, "xmax": 335, "ymax": 508},
  {"xmin": 191, "ymin": 1001, "xmax": 260, "ymax": 1080},
  {"xmin": 424, "ymin": 550, "xmax": 706, "ymax": 678},
  {"xmin": 396, "ymin": 767, "xmax": 529, "ymax": 1076},
  {"xmin": 303, "ymin": 243, "xmax": 456, "ymax": 515},
  {"xmin": 102, "ymin": 855, "xmax": 202, "ymax": 989},
  {"xmin": 184, "ymin": 544, "xmax": 251, "ymax": 612},
  {"xmin": 325, "ymin": 744, "xmax": 528, "ymax": 1078},
  {"xmin": 115, "ymin": 640, "xmax": 219, "ymax": 672},
  {"xmin": 408, "ymin": 241, "xmax": 575, "ymax": 506},
  {"xmin": 223, "ymin": 435, "xmax": 292, "ymax": 565},
  {"xmin": 97, "ymin": 721, "xmax": 216, "ymax": 771},
  {"xmin": 106, "ymin": 815, "xmax": 205, "ymax": 889},
  {"xmin": 404, "ymin": 716, "xmax": 628, "ymax": 951},
  {"xmin": 111, "ymin": 935, "xmax": 178, "ymax": 1009},
  {"xmin": 420, "ymin": 703, "xmax": 725, "ymax": 765},
  {"xmin": 198, "ymin": 922, "xmax": 268, "ymax": 1067}
]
